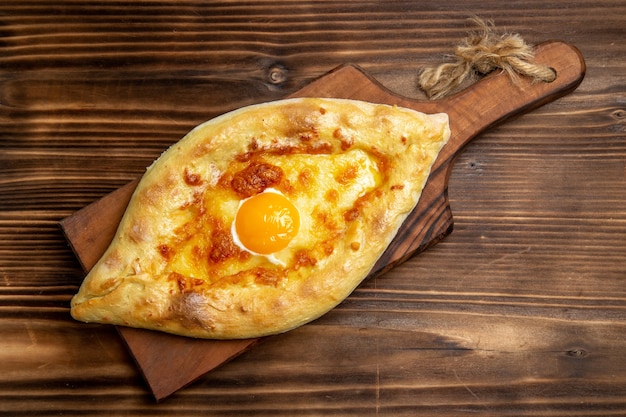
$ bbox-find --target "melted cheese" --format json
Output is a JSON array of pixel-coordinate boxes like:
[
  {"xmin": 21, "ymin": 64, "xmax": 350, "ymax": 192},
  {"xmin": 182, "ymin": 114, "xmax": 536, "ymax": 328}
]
[{"xmin": 154, "ymin": 148, "xmax": 383, "ymax": 284}]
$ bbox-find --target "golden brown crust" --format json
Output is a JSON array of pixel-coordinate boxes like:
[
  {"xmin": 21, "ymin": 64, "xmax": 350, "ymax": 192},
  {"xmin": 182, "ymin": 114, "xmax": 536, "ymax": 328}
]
[{"xmin": 70, "ymin": 98, "xmax": 450, "ymax": 339}]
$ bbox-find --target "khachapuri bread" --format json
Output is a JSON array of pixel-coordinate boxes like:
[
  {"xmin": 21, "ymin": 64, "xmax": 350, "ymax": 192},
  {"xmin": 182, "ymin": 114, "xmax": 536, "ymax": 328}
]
[{"xmin": 71, "ymin": 98, "xmax": 450, "ymax": 339}]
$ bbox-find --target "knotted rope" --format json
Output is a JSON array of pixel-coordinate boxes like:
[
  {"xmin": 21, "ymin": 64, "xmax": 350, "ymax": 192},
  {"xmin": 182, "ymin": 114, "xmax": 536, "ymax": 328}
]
[{"xmin": 418, "ymin": 17, "xmax": 556, "ymax": 99}]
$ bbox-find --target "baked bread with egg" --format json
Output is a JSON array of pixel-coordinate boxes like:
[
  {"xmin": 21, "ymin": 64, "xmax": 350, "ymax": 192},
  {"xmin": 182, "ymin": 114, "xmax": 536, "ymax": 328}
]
[{"xmin": 70, "ymin": 98, "xmax": 450, "ymax": 339}]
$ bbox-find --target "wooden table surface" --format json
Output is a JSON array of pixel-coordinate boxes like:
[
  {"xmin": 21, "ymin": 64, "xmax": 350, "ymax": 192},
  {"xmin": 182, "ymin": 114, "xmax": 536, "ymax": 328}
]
[{"xmin": 1, "ymin": 1, "xmax": 624, "ymax": 415}]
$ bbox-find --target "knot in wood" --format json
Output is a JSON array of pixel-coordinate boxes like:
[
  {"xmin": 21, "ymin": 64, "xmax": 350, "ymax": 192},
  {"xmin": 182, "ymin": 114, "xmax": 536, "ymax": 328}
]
[
  {"xmin": 566, "ymin": 348, "xmax": 589, "ymax": 358},
  {"xmin": 611, "ymin": 109, "xmax": 626, "ymax": 120},
  {"xmin": 267, "ymin": 64, "xmax": 288, "ymax": 85}
]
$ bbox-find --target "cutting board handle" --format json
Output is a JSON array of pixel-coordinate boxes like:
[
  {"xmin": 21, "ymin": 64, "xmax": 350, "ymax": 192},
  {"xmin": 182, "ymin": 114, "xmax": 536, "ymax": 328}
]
[{"xmin": 432, "ymin": 40, "xmax": 586, "ymax": 169}]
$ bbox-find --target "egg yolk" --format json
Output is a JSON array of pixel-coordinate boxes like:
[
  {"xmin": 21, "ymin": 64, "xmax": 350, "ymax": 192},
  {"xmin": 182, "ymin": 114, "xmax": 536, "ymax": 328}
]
[{"xmin": 234, "ymin": 190, "xmax": 300, "ymax": 255}]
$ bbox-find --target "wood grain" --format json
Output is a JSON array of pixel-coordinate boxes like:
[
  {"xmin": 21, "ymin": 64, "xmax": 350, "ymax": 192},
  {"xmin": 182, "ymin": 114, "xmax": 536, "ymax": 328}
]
[{"xmin": 1, "ymin": 0, "xmax": 625, "ymax": 415}]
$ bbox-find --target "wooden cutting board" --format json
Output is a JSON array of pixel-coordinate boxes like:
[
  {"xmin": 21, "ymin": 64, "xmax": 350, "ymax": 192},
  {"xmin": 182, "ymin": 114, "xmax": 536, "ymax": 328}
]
[{"xmin": 60, "ymin": 40, "xmax": 585, "ymax": 401}]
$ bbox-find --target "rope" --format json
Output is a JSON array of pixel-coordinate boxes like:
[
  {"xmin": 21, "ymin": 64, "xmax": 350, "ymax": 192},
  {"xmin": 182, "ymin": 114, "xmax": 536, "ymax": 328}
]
[{"xmin": 418, "ymin": 17, "xmax": 556, "ymax": 99}]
